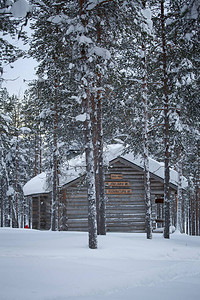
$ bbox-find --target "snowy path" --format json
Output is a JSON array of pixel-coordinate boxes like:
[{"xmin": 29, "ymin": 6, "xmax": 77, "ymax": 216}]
[{"xmin": 0, "ymin": 229, "xmax": 200, "ymax": 300}]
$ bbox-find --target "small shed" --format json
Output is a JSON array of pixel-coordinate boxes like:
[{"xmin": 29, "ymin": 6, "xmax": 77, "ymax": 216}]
[{"xmin": 23, "ymin": 144, "xmax": 187, "ymax": 232}]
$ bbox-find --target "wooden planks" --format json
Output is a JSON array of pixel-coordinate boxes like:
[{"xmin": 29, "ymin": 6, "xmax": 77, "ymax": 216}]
[
  {"xmin": 64, "ymin": 159, "xmax": 149, "ymax": 232},
  {"xmin": 31, "ymin": 156, "xmax": 177, "ymax": 233},
  {"xmin": 106, "ymin": 189, "xmax": 132, "ymax": 195}
]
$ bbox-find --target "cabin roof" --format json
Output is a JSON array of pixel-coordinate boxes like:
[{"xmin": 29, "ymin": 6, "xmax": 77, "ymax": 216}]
[
  {"xmin": 23, "ymin": 144, "xmax": 188, "ymax": 196},
  {"xmin": 23, "ymin": 172, "xmax": 51, "ymax": 196}
]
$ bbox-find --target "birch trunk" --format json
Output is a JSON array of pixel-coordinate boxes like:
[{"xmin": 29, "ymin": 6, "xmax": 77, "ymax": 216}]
[
  {"xmin": 84, "ymin": 89, "xmax": 98, "ymax": 248},
  {"xmin": 85, "ymin": 111, "xmax": 98, "ymax": 248},
  {"xmin": 142, "ymin": 0, "xmax": 152, "ymax": 239}
]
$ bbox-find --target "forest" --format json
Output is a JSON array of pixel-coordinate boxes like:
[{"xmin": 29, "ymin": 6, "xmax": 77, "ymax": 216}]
[{"xmin": 0, "ymin": 0, "xmax": 199, "ymax": 248}]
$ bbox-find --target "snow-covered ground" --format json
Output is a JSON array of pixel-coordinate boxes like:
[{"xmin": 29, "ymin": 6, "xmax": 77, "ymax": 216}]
[{"xmin": 0, "ymin": 229, "xmax": 200, "ymax": 300}]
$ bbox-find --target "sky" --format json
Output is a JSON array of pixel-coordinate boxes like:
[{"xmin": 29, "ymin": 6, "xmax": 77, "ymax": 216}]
[
  {"xmin": 1, "ymin": 22, "xmax": 37, "ymax": 97},
  {"xmin": 2, "ymin": 55, "xmax": 37, "ymax": 97}
]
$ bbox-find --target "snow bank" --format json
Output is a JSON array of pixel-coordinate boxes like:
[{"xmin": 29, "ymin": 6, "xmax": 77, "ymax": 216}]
[{"xmin": 0, "ymin": 229, "xmax": 200, "ymax": 300}]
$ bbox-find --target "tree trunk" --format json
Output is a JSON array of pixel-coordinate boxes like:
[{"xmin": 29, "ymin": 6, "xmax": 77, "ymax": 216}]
[
  {"xmin": 39, "ymin": 130, "xmax": 42, "ymax": 173},
  {"xmin": 191, "ymin": 198, "xmax": 196, "ymax": 235},
  {"xmin": 14, "ymin": 130, "xmax": 19, "ymax": 228},
  {"xmin": 91, "ymin": 93, "xmax": 100, "ymax": 234},
  {"xmin": 51, "ymin": 12, "xmax": 60, "ymax": 231},
  {"xmin": 196, "ymin": 143, "xmax": 200, "ymax": 235},
  {"xmin": 142, "ymin": 0, "xmax": 152, "ymax": 239},
  {"xmin": 35, "ymin": 134, "xmax": 38, "ymax": 176},
  {"xmin": 97, "ymin": 87, "xmax": 106, "ymax": 235},
  {"xmin": 51, "ymin": 99, "xmax": 58, "ymax": 231},
  {"xmin": 184, "ymin": 192, "xmax": 188, "ymax": 234},
  {"xmin": 161, "ymin": 0, "xmax": 170, "ymax": 239},
  {"xmin": 84, "ymin": 91, "xmax": 98, "ymax": 249},
  {"xmin": 0, "ymin": 178, "xmax": 4, "ymax": 227},
  {"xmin": 80, "ymin": 0, "xmax": 98, "ymax": 249},
  {"xmin": 96, "ymin": 8, "xmax": 106, "ymax": 235},
  {"xmin": 176, "ymin": 153, "xmax": 183, "ymax": 232},
  {"xmin": 195, "ymin": 170, "xmax": 199, "ymax": 236}
]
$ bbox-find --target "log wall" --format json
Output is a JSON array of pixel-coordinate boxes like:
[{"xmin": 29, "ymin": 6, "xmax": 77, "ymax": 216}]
[
  {"xmin": 31, "ymin": 158, "xmax": 177, "ymax": 233},
  {"xmin": 63, "ymin": 158, "xmax": 175, "ymax": 233}
]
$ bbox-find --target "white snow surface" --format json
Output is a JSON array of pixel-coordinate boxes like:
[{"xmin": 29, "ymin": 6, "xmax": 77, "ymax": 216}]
[
  {"xmin": 0, "ymin": 228, "xmax": 200, "ymax": 300},
  {"xmin": 23, "ymin": 144, "xmax": 188, "ymax": 196}
]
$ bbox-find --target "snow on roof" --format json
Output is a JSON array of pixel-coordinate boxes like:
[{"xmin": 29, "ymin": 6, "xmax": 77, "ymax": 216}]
[
  {"xmin": 103, "ymin": 144, "xmax": 188, "ymax": 189},
  {"xmin": 23, "ymin": 144, "xmax": 188, "ymax": 196},
  {"xmin": 122, "ymin": 153, "xmax": 188, "ymax": 189},
  {"xmin": 23, "ymin": 172, "xmax": 51, "ymax": 196}
]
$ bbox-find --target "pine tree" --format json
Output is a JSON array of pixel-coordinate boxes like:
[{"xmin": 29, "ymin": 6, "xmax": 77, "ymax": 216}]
[
  {"xmin": 0, "ymin": 89, "xmax": 33, "ymax": 228},
  {"xmin": 29, "ymin": 0, "xmax": 79, "ymax": 231},
  {"xmin": 0, "ymin": 88, "xmax": 12, "ymax": 227}
]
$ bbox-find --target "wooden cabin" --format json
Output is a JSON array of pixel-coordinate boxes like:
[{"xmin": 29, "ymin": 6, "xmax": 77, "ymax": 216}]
[{"xmin": 23, "ymin": 144, "xmax": 187, "ymax": 233}]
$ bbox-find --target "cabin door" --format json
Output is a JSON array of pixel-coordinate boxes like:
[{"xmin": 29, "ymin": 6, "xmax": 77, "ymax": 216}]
[
  {"xmin": 39, "ymin": 196, "xmax": 46, "ymax": 230},
  {"xmin": 32, "ymin": 195, "xmax": 49, "ymax": 230},
  {"xmin": 155, "ymin": 195, "xmax": 164, "ymax": 228}
]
